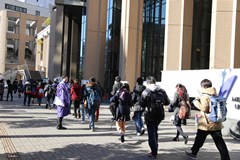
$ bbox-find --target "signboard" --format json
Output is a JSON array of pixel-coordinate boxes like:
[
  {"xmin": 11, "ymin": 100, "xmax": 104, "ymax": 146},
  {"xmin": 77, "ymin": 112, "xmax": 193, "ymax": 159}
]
[{"xmin": 55, "ymin": 0, "xmax": 86, "ymax": 6}]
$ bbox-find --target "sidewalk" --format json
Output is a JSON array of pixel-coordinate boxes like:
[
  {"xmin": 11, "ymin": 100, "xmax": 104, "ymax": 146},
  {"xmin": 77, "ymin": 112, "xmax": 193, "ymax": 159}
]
[{"xmin": 0, "ymin": 93, "xmax": 239, "ymax": 160}]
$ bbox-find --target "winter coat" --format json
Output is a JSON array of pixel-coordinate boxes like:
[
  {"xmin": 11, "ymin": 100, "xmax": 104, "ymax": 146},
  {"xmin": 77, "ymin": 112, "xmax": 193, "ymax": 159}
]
[
  {"xmin": 193, "ymin": 87, "xmax": 224, "ymax": 131},
  {"xmin": 71, "ymin": 83, "xmax": 81, "ymax": 101},
  {"xmin": 110, "ymin": 88, "xmax": 132, "ymax": 121},
  {"xmin": 139, "ymin": 84, "xmax": 170, "ymax": 124},
  {"xmin": 132, "ymin": 85, "xmax": 146, "ymax": 104}
]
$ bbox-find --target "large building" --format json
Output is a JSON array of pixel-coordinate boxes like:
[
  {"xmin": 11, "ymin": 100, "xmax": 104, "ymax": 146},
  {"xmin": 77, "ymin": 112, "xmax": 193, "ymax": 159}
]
[
  {"xmin": 0, "ymin": 0, "xmax": 51, "ymax": 80},
  {"xmin": 50, "ymin": 0, "xmax": 240, "ymax": 94}
]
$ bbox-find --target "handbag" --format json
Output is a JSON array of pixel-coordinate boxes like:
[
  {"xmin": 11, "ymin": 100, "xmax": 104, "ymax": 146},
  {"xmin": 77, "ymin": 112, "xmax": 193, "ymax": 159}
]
[
  {"xmin": 53, "ymin": 96, "xmax": 65, "ymax": 107},
  {"xmin": 132, "ymin": 102, "xmax": 144, "ymax": 112}
]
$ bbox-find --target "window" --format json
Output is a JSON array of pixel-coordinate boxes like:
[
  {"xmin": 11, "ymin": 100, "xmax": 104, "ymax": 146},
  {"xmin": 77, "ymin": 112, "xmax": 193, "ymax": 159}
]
[
  {"xmin": 6, "ymin": 39, "xmax": 19, "ymax": 64},
  {"xmin": 141, "ymin": 0, "xmax": 166, "ymax": 81},
  {"xmin": 26, "ymin": 20, "xmax": 37, "ymax": 36},
  {"xmin": 104, "ymin": 0, "xmax": 122, "ymax": 94},
  {"xmin": 191, "ymin": 0, "xmax": 212, "ymax": 69},
  {"xmin": 35, "ymin": 11, "xmax": 40, "ymax": 16},
  {"xmin": 7, "ymin": 17, "xmax": 20, "ymax": 34},
  {"xmin": 5, "ymin": 4, "xmax": 27, "ymax": 13}
]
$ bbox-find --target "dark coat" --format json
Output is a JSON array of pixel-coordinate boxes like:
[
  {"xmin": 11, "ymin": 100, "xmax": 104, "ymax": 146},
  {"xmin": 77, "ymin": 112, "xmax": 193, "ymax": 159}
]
[{"xmin": 139, "ymin": 84, "xmax": 170, "ymax": 124}]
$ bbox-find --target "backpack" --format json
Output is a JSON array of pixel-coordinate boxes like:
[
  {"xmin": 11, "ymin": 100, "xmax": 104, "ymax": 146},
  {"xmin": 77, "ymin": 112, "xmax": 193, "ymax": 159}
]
[
  {"xmin": 88, "ymin": 87, "xmax": 101, "ymax": 109},
  {"xmin": 47, "ymin": 85, "xmax": 54, "ymax": 95},
  {"xmin": 146, "ymin": 90, "xmax": 165, "ymax": 121},
  {"xmin": 25, "ymin": 85, "xmax": 32, "ymax": 94},
  {"xmin": 178, "ymin": 100, "xmax": 190, "ymax": 119},
  {"xmin": 31, "ymin": 87, "xmax": 37, "ymax": 96},
  {"xmin": 207, "ymin": 96, "xmax": 227, "ymax": 123}
]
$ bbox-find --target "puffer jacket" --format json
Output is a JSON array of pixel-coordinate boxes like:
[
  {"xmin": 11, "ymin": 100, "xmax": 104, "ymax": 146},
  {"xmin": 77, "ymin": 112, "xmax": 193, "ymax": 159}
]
[{"xmin": 193, "ymin": 87, "xmax": 223, "ymax": 131}]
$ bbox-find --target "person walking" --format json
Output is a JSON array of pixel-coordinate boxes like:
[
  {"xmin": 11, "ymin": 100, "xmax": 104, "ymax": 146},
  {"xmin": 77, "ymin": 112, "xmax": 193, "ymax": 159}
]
[
  {"xmin": 110, "ymin": 83, "xmax": 132, "ymax": 143},
  {"xmin": 0, "ymin": 79, "xmax": 4, "ymax": 101},
  {"xmin": 171, "ymin": 83, "xmax": 189, "ymax": 144},
  {"xmin": 17, "ymin": 80, "xmax": 24, "ymax": 98},
  {"xmin": 139, "ymin": 76, "xmax": 170, "ymax": 159},
  {"xmin": 111, "ymin": 76, "xmax": 123, "ymax": 96},
  {"xmin": 84, "ymin": 77, "xmax": 101, "ymax": 132},
  {"xmin": 54, "ymin": 76, "xmax": 71, "ymax": 130},
  {"xmin": 36, "ymin": 82, "xmax": 44, "ymax": 106},
  {"xmin": 95, "ymin": 81, "xmax": 103, "ymax": 121},
  {"xmin": 71, "ymin": 79, "xmax": 81, "ymax": 119},
  {"xmin": 23, "ymin": 81, "xmax": 32, "ymax": 106},
  {"xmin": 6, "ymin": 79, "xmax": 13, "ymax": 101},
  {"xmin": 185, "ymin": 79, "xmax": 230, "ymax": 160},
  {"xmin": 132, "ymin": 77, "xmax": 146, "ymax": 136},
  {"xmin": 44, "ymin": 80, "xmax": 54, "ymax": 109},
  {"xmin": 80, "ymin": 84, "xmax": 87, "ymax": 123}
]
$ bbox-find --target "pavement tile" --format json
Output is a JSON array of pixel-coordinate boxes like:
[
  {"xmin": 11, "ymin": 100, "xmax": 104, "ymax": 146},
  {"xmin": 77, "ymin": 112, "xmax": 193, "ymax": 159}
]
[{"xmin": 0, "ymin": 93, "xmax": 240, "ymax": 159}]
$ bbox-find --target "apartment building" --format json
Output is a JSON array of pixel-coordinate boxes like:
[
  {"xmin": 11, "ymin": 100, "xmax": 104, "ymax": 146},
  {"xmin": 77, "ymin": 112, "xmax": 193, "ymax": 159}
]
[{"xmin": 0, "ymin": 0, "xmax": 50, "ymax": 80}]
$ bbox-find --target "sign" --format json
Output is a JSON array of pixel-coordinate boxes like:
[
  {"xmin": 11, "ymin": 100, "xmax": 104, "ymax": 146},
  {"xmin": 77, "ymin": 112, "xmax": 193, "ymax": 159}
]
[{"xmin": 55, "ymin": 0, "xmax": 86, "ymax": 6}]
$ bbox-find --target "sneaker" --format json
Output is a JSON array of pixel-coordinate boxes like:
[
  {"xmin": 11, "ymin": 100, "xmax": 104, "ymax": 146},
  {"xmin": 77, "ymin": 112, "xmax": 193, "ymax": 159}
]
[
  {"xmin": 136, "ymin": 132, "xmax": 141, "ymax": 136},
  {"xmin": 185, "ymin": 150, "xmax": 196, "ymax": 159},
  {"xmin": 141, "ymin": 128, "xmax": 145, "ymax": 135},
  {"xmin": 81, "ymin": 121, "xmax": 86, "ymax": 124},
  {"xmin": 172, "ymin": 137, "xmax": 179, "ymax": 141},
  {"xmin": 56, "ymin": 125, "xmax": 67, "ymax": 130},
  {"xmin": 184, "ymin": 136, "xmax": 188, "ymax": 144},
  {"xmin": 147, "ymin": 153, "xmax": 157, "ymax": 159},
  {"xmin": 120, "ymin": 134, "xmax": 125, "ymax": 143}
]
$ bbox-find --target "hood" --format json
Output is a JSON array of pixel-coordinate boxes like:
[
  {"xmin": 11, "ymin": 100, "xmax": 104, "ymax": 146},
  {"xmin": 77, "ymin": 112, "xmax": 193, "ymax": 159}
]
[
  {"xmin": 201, "ymin": 87, "xmax": 217, "ymax": 96},
  {"xmin": 86, "ymin": 82, "xmax": 97, "ymax": 88},
  {"xmin": 146, "ymin": 84, "xmax": 161, "ymax": 91}
]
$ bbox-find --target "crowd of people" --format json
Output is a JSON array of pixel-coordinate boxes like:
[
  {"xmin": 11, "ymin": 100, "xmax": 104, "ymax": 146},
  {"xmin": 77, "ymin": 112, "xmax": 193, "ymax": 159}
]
[{"xmin": 0, "ymin": 76, "xmax": 231, "ymax": 159}]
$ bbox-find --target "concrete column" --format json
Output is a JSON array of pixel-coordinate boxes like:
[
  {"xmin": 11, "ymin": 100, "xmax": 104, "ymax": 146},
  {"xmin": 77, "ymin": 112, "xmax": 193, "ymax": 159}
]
[
  {"xmin": 0, "ymin": 11, "xmax": 7, "ymax": 74},
  {"xmin": 210, "ymin": 0, "xmax": 234, "ymax": 69},
  {"xmin": 84, "ymin": 0, "xmax": 107, "ymax": 83},
  {"xmin": 19, "ymin": 13, "xmax": 26, "ymax": 65},
  {"xmin": 119, "ymin": 0, "xmax": 143, "ymax": 89},
  {"xmin": 70, "ymin": 20, "xmax": 79, "ymax": 79},
  {"xmin": 52, "ymin": 5, "xmax": 64, "ymax": 78},
  {"xmin": 232, "ymin": 0, "xmax": 240, "ymax": 68},
  {"xmin": 164, "ymin": 0, "xmax": 193, "ymax": 70}
]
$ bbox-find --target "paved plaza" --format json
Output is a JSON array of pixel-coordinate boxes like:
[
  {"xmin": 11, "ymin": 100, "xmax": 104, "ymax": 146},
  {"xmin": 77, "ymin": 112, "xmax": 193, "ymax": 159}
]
[{"xmin": 0, "ymin": 93, "xmax": 239, "ymax": 160}]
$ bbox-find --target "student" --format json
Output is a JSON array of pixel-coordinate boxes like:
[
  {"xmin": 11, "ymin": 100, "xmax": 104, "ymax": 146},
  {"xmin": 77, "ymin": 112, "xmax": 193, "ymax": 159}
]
[
  {"xmin": 185, "ymin": 79, "xmax": 230, "ymax": 160},
  {"xmin": 139, "ymin": 76, "xmax": 170, "ymax": 159},
  {"xmin": 132, "ymin": 77, "xmax": 146, "ymax": 136},
  {"xmin": 171, "ymin": 83, "xmax": 189, "ymax": 144},
  {"xmin": 110, "ymin": 83, "xmax": 132, "ymax": 143}
]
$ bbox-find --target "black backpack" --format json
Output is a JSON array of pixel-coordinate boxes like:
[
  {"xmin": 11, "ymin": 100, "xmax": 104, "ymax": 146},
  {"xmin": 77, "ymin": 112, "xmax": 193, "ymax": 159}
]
[{"xmin": 146, "ymin": 89, "xmax": 165, "ymax": 121}]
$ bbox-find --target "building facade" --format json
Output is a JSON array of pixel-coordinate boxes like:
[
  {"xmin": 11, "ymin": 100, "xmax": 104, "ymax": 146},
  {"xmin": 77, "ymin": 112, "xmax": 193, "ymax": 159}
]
[
  {"xmin": 51, "ymin": 0, "xmax": 240, "ymax": 94},
  {"xmin": 0, "ymin": 0, "xmax": 50, "ymax": 79}
]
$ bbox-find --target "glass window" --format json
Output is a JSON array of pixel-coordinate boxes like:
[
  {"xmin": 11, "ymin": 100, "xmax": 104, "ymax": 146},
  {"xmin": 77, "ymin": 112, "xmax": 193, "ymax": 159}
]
[
  {"xmin": 191, "ymin": 0, "xmax": 212, "ymax": 69},
  {"xmin": 7, "ymin": 17, "xmax": 20, "ymax": 34},
  {"xmin": 104, "ymin": 0, "xmax": 122, "ymax": 95},
  {"xmin": 26, "ymin": 20, "xmax": 37, "ymax": 36},
  {"xmin": 25, "ymin": 41, "xmax": 35, "ymax": 64},
  {"xmin": 6, "ymin": 39, "xmax": 19, "ymax": 64},
  {"xmin": 141, "ymin": 0, "xmax": 166, "ymax": 81},
  {"xmin": 35, "ymin": 11, "xmax": 40, "ymax": 16}
]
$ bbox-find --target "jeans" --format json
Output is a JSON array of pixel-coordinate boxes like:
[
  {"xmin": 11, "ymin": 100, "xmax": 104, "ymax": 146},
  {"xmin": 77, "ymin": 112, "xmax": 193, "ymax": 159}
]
[
  {"xmin": 146, "ymin": 121, "xmax": 159, "ymax": 157},
  {"xmin": 191, "ymin": 129, "xmax": 230, "ymax": 160},
  {"xmin": 88, "ymin": 107, "xmax": 95, "ymax": 129},
  {"xmin": 80, "ymin": 104, "xmax": 87, "ymax": 121},
  {"xmin": 134, "ymin": 111, "xmax": 144, "ymax": 133},
  {"xmin": 24, "ymin": 94, "xmax": 31, "ymax": 105},
  {"xmin": 6, "ymin": 91, "xmax": 13, "ymax": 101}
]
